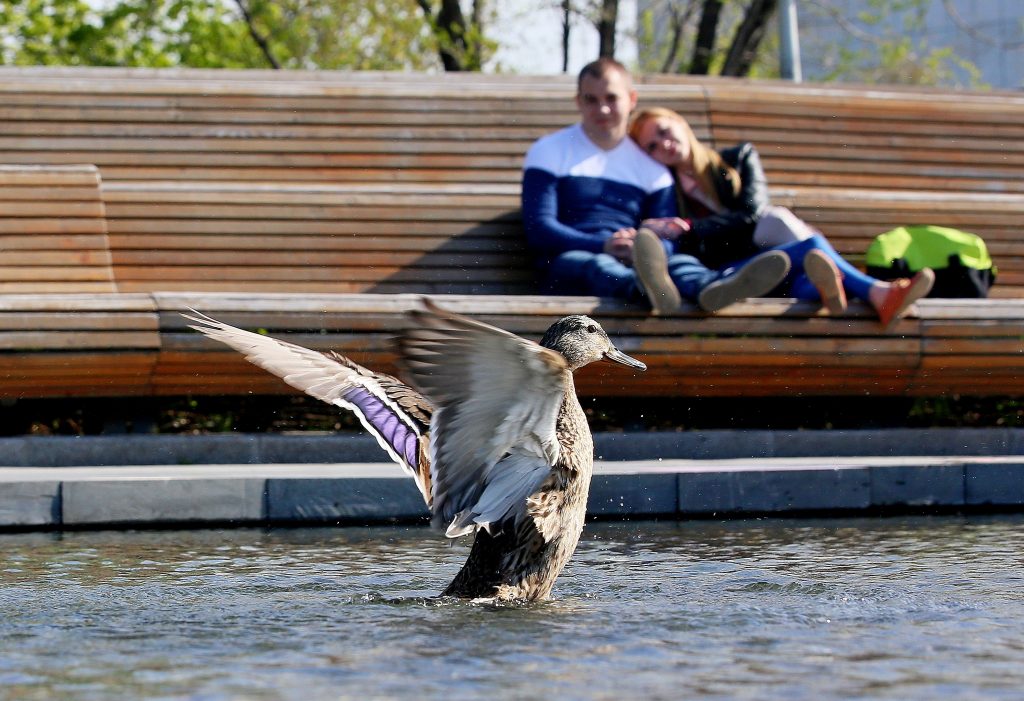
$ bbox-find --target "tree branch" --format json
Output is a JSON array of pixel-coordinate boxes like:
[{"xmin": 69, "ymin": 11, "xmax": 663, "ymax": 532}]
[
  {"xmin": 721, "ymin": 0, "xmax": 777, "ymax": 77},
  {"xmin": 661, "ymin": 0, "xmax": 700, "ymax": 74},
  {"xmin": 562, "ymin": 0, "xmax": 572, "ymax": 73},
  {"xmin": 941, "ymin": 0, "xmax": 1024, "ymax": 50},
  {"xmin": 805, "ymin": 0, "xmax": 888, "ymax": 46},
  {"xmin": 233, "ymin": 0, "xmax": 281, "ymax": 69}
]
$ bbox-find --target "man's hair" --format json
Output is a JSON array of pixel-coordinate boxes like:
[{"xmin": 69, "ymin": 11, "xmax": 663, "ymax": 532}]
[{"xmin": 576, "ymin": 57, "xmax": 631, "ymax": 93}]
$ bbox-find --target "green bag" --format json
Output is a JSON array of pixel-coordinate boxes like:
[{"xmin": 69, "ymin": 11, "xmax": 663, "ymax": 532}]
[{"xmin": 865, "ymin": 225, "xmax": 996, "ymax": 298}]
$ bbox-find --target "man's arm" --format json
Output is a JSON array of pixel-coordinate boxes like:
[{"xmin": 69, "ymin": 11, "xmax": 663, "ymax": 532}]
[
  {"xmin": 521, "ymin": 167, "xmax": 608, "ymax": 255},
  {"xmin": 639, "ymin": 183, "xmax": 680, "ymax": 257}
]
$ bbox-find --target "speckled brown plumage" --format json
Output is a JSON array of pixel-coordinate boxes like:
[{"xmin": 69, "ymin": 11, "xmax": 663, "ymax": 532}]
[{"xmin": 185, "ymin": 301, "xmax": 645, "ymax": 602}]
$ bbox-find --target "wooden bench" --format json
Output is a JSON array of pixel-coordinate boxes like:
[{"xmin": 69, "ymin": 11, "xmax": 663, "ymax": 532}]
[
  {"xmin": 0, "ymin": 164, "xmax": 115, "ymax": 293},
  {"xmin": 690, "ymin": 81, "xmax": 1024, "ymax": 296},
  {"xmin": 0, "ymin": 165, "xmax": 159, "ymax": 399},
  {"xmin": 0, "ymin": 67, "xmax": 1022, "ymax": 403}
]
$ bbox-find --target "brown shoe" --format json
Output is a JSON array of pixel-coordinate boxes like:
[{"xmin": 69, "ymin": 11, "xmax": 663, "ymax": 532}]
[
  {"xmin": 804, "ymin": 249, "xmax": 847, "ymax": 315},
  {"xmin": 634, "ymin": 227, "xmax": 682, "ymax": 315}
]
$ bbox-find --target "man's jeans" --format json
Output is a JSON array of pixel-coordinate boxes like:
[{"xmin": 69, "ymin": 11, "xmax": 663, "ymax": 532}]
[{"xmin": 544, "ymin": 250, "xmax": 719, "ymax": 301}]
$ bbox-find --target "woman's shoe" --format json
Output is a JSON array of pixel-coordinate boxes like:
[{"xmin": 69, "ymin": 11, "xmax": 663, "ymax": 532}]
[
  {"xmin": 875, "ymin": 269, "xmax": 935, "ymax": 326},
  {"xmin": 803, "ymin": 249, "xmax": 847, "ymax": 315},
  {"xmin": 634, "ymin": 227, "xmax": 682, "ymax": 315}
]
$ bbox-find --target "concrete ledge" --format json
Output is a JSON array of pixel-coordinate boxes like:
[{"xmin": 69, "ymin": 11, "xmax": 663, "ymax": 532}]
[
  {"xmin": 267, "ymin": 477, "xmax": 426, "ymax": 522},
  {"xmin": 2, "ymin": 456, "xmax": 1023, "ymax": 530},
  {"xmin": 62, "ymin": 478, "xmax": 265, "ymax": 526},
  {"xmin": 4, "ymin": 428, "xmax": 1024, "ymax": 467},
  {"xmin": 965, "ymin": 461, "xmax": 1024, "ymax": 505},
  {"xmin": 0, "ymin": 481, "xmax": 60, "ymax": 526}
]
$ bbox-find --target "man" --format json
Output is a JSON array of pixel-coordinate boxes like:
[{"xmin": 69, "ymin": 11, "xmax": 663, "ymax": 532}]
[{"xmin": 520, "ymin": 57, "xmax": 789, "ymax": 314}]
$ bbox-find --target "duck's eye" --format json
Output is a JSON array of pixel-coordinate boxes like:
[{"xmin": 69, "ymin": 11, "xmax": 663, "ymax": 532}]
[{"xmin": 586, "ymin": 324, "xmax": 598, "ymax": 334}]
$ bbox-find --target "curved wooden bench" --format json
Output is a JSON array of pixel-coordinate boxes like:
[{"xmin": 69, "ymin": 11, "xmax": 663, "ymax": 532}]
[{"xmin": 0, "ymin": 69, "xmax": 1022, "ymax": 403}]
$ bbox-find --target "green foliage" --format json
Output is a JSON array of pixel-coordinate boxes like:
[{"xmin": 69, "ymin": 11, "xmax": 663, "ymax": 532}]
[
  {"xmin": 636, "ymin": 0, "xmax": 986, "ymax": 88},
  {"xmin": 249, "ymin": 0, "xmax": 439, "ymax": 71},
  {"xmin": 807, "ymin": 0, "xmax": 986, "ymax": 88},
  {"xmin": 0, "ymin": 0, "xmax": 447, "ymax": 70}
]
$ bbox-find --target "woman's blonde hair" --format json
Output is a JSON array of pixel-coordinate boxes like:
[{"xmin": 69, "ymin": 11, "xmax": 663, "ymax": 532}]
[{"xmin": 628, "ymin": 107, "xmax": 741, "ymax": 209}]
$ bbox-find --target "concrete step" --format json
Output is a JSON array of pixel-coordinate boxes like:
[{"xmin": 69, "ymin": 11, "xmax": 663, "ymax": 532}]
[
  {"xmin": 3, "ymin": 455, "xmax": 1023, "ymax": 530},
  {"xmin": 4, "ymin": 428, "xmax": 1024, "ymax": 467}
]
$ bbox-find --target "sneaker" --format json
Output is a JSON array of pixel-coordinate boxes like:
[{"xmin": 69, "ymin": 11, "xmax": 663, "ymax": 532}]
[
  {"xmin": 875, "ymin": 268, "xmax": 935, "ymax": 326},
  {"xmin": 803, "ymin": 249, "xmax": 847, "ymax": 315},
  {"xmin": 698, "ymin": 250, "xmax": 791, "ymax": 313},
  {"xmin": 633, "ymin": 227, "xmax": 682, "ymax": 315}
]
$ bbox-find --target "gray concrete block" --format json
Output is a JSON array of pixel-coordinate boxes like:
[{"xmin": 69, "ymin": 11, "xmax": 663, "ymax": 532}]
[
  {"xmin": 594, "ymin": 431, "xmax": 776, "ymax": 461},
  {"xmin": 6, "ymin": 428, "xmax": 1024, "ymax": 468},
  {"xmin": 0, "ymin": 481, "xmax": 60, "ymax": 526},
  {"xmin": 870, "ymin": 463, "xmax": 965, "ymax": 507},
  {"xmin": 679, "ymin": 466, "xmax": 871, "ymax": 514},
  {"xmin": 267, "ymin": 477, "xmax": 427, "ymax": 522},
  {"xmin": 588, "ymin": 472, "xmax": 677, "ymax": 517},
  {"xmin": 18, "ymin": 435, "xmax": 262, "ymax": 467},
  {"xmin": 258, "ymin": 434, "xmax": 390, "ymax": 464},
  {"xmin": 0, "ymin": 437, "xmax": 30, "ymax": 467},
  {"xmin": 62, "ymin": 478, "xmax": 266, "ymax": 525},
  {"xmin": 965, "ymin": 461, "xmax": 1024, "ymax": 505}
]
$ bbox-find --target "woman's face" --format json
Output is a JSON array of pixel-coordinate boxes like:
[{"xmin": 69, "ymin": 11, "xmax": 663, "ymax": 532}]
[{"xmin": 634, "ymin": 116, "xmax": 691, "ymax": 167}]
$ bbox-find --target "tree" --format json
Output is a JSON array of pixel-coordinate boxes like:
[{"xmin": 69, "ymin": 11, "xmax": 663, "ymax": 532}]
[
  {"xmin": 595, "ymin": 0, "xmax": 618, "ymax": 57},
  {"xmin": 637, "ymin": 0, "xmax": 987, "ymax": 87},
  {"xmin": 801, "ymin": 0, "xmax": 985, "ymax": 87},
  {"xmin": 638, "ymin": 0, "xmax": 778, "ymax": 78},
  {"xmin": 415, "ymin": 0, "xmax": 496, "ymax": 71},
  {"xmin": 0, "ymin": 0, "xmax": 475, "ymax": 71}
]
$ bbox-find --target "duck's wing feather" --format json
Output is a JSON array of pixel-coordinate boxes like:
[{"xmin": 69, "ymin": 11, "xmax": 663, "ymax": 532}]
[
  {"xmin": 444, "ymin": 453, "xmax": 554, "ymax": 538},
  {"xmin": 397, "ymin": 299, "xmax": 568, "ymax": 533},
  {"xmin": 183, "ymin": 311, "xmax": 433, "ymax": 505}
]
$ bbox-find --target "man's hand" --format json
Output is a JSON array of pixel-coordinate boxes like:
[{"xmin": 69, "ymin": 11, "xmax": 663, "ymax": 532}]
[
  {"xmin": 641, "ymin": 217, "xmax": 691, "ymax": 241},
  {"xmin": 603, "ymin": 227, "xmax": 637, "ymax": 264}
]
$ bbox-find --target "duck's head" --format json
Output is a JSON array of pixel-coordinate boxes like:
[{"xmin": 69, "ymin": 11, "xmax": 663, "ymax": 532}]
[{"xmin": 540, "ymin": 315, "xmax": 647, "ymax": 372}]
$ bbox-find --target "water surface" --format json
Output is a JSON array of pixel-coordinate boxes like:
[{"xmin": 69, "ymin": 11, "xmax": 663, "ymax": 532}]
[{"xmin": 3, "ymin": 516, "xmax": 1024, "ymax": 700}]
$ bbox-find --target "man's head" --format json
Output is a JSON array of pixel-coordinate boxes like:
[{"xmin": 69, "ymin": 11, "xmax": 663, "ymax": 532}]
[{"xmin": 575, "ymin": 57, "xmax": 637, "ymax": 151}]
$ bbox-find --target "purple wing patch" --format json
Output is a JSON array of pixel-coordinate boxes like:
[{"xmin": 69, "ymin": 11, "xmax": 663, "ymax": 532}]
[{"xmin": 343, "ymin": 386, "xmax": 420, "ymax": 470}]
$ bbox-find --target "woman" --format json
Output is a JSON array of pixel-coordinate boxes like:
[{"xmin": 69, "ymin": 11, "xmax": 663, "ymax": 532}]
[{"xmin": 629, "ymin": 106, "xmax": 934, "ymax": 325}]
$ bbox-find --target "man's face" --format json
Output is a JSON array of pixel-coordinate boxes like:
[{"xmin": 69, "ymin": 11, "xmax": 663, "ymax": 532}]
[{"xmin": 576, "ymin": 69, "xmax": 637, "ymax": 150}]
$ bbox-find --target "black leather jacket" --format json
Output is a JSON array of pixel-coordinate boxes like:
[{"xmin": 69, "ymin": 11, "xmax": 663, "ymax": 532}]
[{"xmin": 674, "ymin": 142, "xmax": 770, "ymax": 269}]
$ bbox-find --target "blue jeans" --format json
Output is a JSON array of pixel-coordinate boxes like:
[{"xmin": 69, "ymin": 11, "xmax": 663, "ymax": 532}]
[
  {"xmin": 773, "ymin": 235, "xmax": 878, "ymax": 302},
  {"xmin": 545, "ymin": 250, "xmax": 719, "ymax": 302}
]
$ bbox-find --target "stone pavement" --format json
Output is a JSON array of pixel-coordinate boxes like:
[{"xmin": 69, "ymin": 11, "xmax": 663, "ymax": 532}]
[{"xmin": 2, "ymin": 430, "xmax": 1023, "ymax": 530}]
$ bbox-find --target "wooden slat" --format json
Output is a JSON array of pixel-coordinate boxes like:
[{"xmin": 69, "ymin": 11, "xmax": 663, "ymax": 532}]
[
  {"xmin": 0, "ymin": 164, "xmax": 116, "ymax": 293},
  {"xmin": 0, "ymin": 70, "xmax": 1022, "ymax": 401}
]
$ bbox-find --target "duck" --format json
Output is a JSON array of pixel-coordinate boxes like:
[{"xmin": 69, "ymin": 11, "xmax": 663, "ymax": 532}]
[{"xmin": 184, "ymin": 299, "xmax": 646, "ymax": 602}]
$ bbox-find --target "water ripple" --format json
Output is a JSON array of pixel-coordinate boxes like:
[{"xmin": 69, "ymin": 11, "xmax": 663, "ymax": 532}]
[{"xmin": 2, "ymin": 516, "xmax": 1024, "ymax": 700}]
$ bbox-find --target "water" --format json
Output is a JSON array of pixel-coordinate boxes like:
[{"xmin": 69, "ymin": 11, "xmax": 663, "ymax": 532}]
[{"xmin": 2, "ymin": 516, "xmax": 1024, "ymax": 701}]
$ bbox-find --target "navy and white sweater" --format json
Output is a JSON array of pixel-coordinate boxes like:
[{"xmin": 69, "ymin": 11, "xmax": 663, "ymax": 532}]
[{"xmin": 520, "ymin": 124, "xmax": 677, "ymax": 266}]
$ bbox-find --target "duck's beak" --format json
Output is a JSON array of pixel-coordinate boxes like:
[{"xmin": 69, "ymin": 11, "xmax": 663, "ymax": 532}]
[{"xmin": 604, "ymin": 347, "xmax": 646, "ymax": 371}]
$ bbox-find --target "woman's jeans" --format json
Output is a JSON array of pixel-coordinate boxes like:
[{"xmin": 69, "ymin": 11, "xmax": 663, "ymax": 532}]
[
  {"xmin": 543, "ymin": 234, "xmax": 880, "ymax": 303},
  {"xmin": 775, "ymin": 235, "xmax": 877, "ymax": 301}
]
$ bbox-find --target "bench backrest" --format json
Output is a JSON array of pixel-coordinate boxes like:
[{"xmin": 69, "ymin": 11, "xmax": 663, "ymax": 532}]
[
  {"xmin": 1, "ymin": 68, "xmax": 1023, "ymax": 296},
  {"xmin": 699, "ymin": 81, "xmax": 1024, "ymax": 194},
  {"xmin": 0, "ymin": 68, "xmax": 709, "ymax": 185},
  {"xmin": 0, "ymin": 164, "xmax": 115, "ymax": 293}
]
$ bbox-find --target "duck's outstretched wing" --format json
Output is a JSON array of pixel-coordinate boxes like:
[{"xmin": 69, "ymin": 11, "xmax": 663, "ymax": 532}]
[
  {"xmin": 397, "ymin": 299, "xmax": 568, "ymax": 536},
  {"xmin": 183, "ymin": 311, "xmax": 433, "ymax": 505}
]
